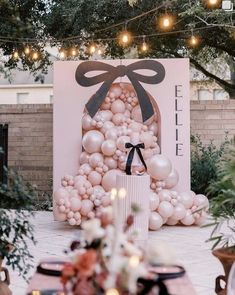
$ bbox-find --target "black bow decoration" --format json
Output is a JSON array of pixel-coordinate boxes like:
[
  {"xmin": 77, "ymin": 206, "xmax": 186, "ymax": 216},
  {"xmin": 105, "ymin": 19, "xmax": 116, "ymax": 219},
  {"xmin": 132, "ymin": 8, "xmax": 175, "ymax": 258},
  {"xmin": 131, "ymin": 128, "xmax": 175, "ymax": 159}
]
[
  {"xmin": 75, "ymin": 60, "xmax": 165, "ymax": 122},
  {"xmin": 125, "ymin": 142, "xmax": 147, "ymax": 175}
]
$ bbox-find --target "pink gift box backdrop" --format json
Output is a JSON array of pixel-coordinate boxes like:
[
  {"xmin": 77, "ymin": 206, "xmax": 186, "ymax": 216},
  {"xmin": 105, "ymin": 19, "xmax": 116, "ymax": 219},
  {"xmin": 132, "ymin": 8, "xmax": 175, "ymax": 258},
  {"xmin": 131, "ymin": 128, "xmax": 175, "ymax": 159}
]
[{"xmin": 54, "ymin": 58, "xmax": 190, "ymax": 198}]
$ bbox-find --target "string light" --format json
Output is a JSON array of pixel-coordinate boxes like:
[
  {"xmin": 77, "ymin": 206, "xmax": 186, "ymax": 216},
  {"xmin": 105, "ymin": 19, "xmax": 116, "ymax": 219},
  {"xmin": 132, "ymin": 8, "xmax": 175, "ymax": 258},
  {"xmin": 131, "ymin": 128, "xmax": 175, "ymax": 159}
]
[
  {"xmin": 118, "ymin": 30, "xmax": 132, "ymax": 46},
  {"xmin": 105, "ymin": 288, "xmax": 119, "ymax": 295},
  {"xmin": 97, "ymin": 48, "xmax": 102, "ymax": 55},
  {"xmin": 71, "ymin": 47, "xmax": 77, "ymax": 56},
  {"xmin": 118, "ymin": 188, "xmax": 126, "ymax": 199},
  {"xmin": 59, "ymin": 48, "xmax": 66, "ymax": 59},
  {"xmin": 32, "ymin": 51, "xmax": 39, "ymax": 60},
  {"xmin": 141, "ymin": 36, "xmax": 148, "ymax": 53},
  {"xmin": 206, "ymin": 0, "xmax": 221, "ymax": 8},
  {"xmin": 159, "ymin": 13, "xmax": 174, "ymax": 30},
  {"xmin": 89, "ymin": 43, "xmax": 96, "ymax": 54},
  {"xmin": 129, "ymin": 255, "xmax": 140, "ymax": 268},
  {"xmin": 189, "ymin": 35, "xmax": 199, "ymax": 47},
  {"xmin": 12, "ymin": 50, "xmax": 19, "ymax": 59},
  {"xmin": 24, "ymin": 46, "xmax": 30, "ymax": 55}
]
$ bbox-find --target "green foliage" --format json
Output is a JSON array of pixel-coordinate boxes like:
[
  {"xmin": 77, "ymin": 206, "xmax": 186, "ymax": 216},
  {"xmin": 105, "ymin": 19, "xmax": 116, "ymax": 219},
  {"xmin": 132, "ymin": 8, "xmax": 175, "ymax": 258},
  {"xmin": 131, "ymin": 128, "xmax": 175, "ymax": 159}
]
[
  {"xmin": 33, "ymin": 178, "xmax": 53, "ymax": 211},
  {"xmin": 191, "ymin": 134, "xmax": 229, "ymax": 198},
  {"xmin": 0, "ymin": 167, "xmax": 37, "ymax": 280},
  {"xmin": 206, "ymin": 144, "xmax": 235, "ymax": 250}
]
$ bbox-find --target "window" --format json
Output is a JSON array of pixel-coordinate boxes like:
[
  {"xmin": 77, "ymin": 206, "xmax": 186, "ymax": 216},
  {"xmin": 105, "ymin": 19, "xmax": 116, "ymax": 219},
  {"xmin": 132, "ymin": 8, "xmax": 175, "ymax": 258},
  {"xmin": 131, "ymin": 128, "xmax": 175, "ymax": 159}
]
[
  {"xmin": 17, "ymin": 92, "xmax": 29, "ymax": 104},
  {"xmin": 197, "ymin": 89, "xmax": 213, "ymax": 100},
  {"xmin": 213, "ymin": 89, "xmax": 229, "ymax": 100}
]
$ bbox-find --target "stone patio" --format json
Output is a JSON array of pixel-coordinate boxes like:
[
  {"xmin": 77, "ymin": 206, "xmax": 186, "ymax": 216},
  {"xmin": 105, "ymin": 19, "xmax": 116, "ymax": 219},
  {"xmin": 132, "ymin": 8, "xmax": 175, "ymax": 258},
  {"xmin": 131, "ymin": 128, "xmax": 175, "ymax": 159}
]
[{"xmin": 9, "ymin": 211, "xmax": 222, "ymax": 295}]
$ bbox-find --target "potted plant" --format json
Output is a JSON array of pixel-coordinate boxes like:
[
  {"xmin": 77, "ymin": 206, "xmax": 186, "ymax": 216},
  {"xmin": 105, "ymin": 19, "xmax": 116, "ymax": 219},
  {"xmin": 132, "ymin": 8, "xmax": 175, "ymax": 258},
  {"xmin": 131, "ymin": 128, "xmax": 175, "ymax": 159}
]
[
  {"xmin": 0, "ymin": 167, "xmax": 37, "ymax": 293},
  {"xmin": 207, "ymin": 144, "xmax": 235, "ymax": 295}
]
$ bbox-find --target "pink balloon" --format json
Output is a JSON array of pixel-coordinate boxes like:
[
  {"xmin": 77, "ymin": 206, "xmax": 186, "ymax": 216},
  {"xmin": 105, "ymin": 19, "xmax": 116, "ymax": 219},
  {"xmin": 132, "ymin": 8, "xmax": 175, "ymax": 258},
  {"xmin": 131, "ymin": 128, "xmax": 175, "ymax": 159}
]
[
  {"xmin": 150, "ymin": 192, "xmax": 160, "ymax": 211},
  {"xmin": 101, "ymin": 121, "xmax": 115, "ymax": 134},
  {"xmin": 158, "ymin": 201, "xmax": 174, "ymax": 218},
  {"xmin": 80, "ymin": 163, "xmax": 92, "ymax": 175},
  {"xmin": 80, "ymin": 199, "xmax": 94, "ymax": 216},
  {"xmin": 54, "ymin": 188, "xmax": 69, "ymax": 204},
  {"xmin": 131, "ymin": 105, "xmax": 142, "ymax": 123},
  {"xmin": 180, "ymin": 210, "xmax": 195, "ymax": 225},
  {"xmin": 164, "ymin": 169, "xmax": 179, "ymax": 189},
  {"xmin": 130, "ymin": 132, "xmax": 140, "ymax": 145},
  {"xmin": 105, "ymin": 128, "xmax": 118, "ymax": 141},
  {"xmin": 68, "ymin": 218, "xmax": 76, "ymax": 226},
  {"xmin": 88, "ymin": 171, "xmax": 102, "ymax": 186},
  {"xmin": 99, "ymin": 110, "xmax": 113, "ymax": 121},
  {"xmin": 111, "ymin": 99, "xmax": 125, "ymax": 114},
  {"xmin": 69, "ymin": 189, "xmax": 79, "ymax": 199},
  {"xmin": 102, "ymin": 169, "xmax": 122, "ymax": 191},
  {"xmin": 148, "ymin": 122, "xmax": 158, "ymax": 135},
  {"xmin": 140, "ymin": 132, "xmax": 153, "ymax": 149},
  {"xmin": 110, "ymin": 84, "xmax": 122, "ymax": 97},
  {"xmin": 149, "ymin": 212, "xmax": 163, "ymax": 230},
  {"xmin": 143, "ymin": 149, "xmax": 154, "ymax": 160},
  {"xmin": 112, "ymin": 113, "xmax": 125, "ymax": 125},
  {"xmin": 129, "ymin": 122, "xmax": 142, "ymax": 133},
  {"xmin": 82, "ymin": 130, "xmax": 104, "ymax": 153},
  {"xmin": 101, "ymin": 140, "xmax": 117, "ymax": 156},
  {"xmin": 74, "ymin": 212, "xmax": 81, "ymax": 220},
  {"xmin": 89, "ymin": 153, "xmax": 104, "ymax": 168},
  {"xmin": 194, "ymin": 194, "xmax": 209, "ymax": 210},
  {"xmin": 104, "ymin": 157, "xmax": 118, "ymax": 169},
  {"xmin": 158, "ymin": 190, "xmax": 171, "ymax": 202},
  {"xmin": 178, "ymin": 192, "xmax": 194, "ymax": 209},
  {"xmin": 101, "ymin": 195, "xmax": 111, "ymax": 207},
  {"xmin": 171, "ymin": 204, "xmax": 186, "ymax": 220},
  {"xmin": 82, "ymin": 114, "xmax": 93, "ymax": 130},
  {"xmin": 116, "ymin": 136, "xmax": 130, "ymax": 151},
  {"xmin": 147, "ymin": 155, "xmax": 172, "ymax": 180},
  {"xmin": 70, "ymin": 197, "xmax": 82, "ymax": 211},
  {"xmin": 80, "ymin": 152, "xmax": 90, "ymax": 165},
  {"xmin": 166, "ymin": 218, "xmax": 178, "ymax": 226}
]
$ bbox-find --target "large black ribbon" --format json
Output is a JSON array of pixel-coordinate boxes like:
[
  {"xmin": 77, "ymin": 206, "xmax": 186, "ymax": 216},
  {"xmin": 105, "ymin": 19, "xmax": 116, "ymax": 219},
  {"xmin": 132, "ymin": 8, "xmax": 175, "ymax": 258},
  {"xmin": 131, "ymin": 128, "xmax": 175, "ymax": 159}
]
[
  {"xmin": 125, "ymin": 142, "xmax": 147, "ymax": 175},
  {"xmin": 75, "ymin": 60, "xmax": 165, "ymax": 122}
]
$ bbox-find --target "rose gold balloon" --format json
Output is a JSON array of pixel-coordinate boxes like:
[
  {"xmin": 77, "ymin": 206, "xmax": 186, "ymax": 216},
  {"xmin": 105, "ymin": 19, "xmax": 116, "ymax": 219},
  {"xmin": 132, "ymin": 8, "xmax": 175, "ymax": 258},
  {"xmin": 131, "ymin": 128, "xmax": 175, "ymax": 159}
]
[
  {"xmin": 116, "ymin": 136, "xmax": 130, "ymax": 152},
  {"xmin": 104, "ymin": 157, "xmax": 117, "ymax": 169},
  {"xmin": 178, "ymin": 192, "xmax": 194, "ymax": 209},
  {"xmin": 68, "ymin": 218, "xmax": 76, "ymax": 226},
  {"xmin": 143, "ymin": 149, "xmax": 153, "ymax": 160},
  {"xmin": 101, "ymin": 121, "xmax": 115, "ymax": 133},
  {"xmin": 54, "ymin": 188, "xmax": 69, "ymax": 204},
  {"xmin": 180, "ymin": 210, "xmax": 195, "ymax": 225},
  {"xmin": 130, "ymin": 132, "xmax": 140, "ymax": 145},
  {"xmin": 82, "ymin": 130, "xmax": 104, "ymax": 153},
  {"xmin": 149, "ymin": 212, "xmax": 163, "ymax": 230},
  {"xmin": 79, "ymin": 152, "xmax": 89, "ymax": 165},
  {"xmin": 82, "ymin": 114, "xmax": 93, "ymax": 130},
  {"xmin": 148, "ymin": 122, "xmax": 158, "ymax": 136},
  {"xmin": 88, "ymin": 171, "xmax": 102, "ymax": 186},
  {"xmin": 80, "ymin": 199, "xmax": 94, "ymax": 216},
  {"xmin": 112, "ymin": 113, "xmax": 125, "ymax": 125},
  {"xmin": 99, "ymin": 110, "xmax": 113, "ymax": 121},
  {"xmin": 80, "ymin": 163, "xmax": 92, "ymax": 175},
  {"xmin": 140, "ymin": 132, "xmax": 153, "ymax": 149},
  {"xmin": 101, "ymin": 195, "xmax": 111, "ymax": 207},
  {"xmin": 105, "ymin": 128, "xmax": 118, "ymax": 141},
  {"xmin": 131, "ymin": 105, "xmax": 142, "ymax": 123},
  {"xmin": 147, "ymin": 155, "xmax": 172, "ymax": 180},
  {"xmin": 164, "ymin": 169, "xmax": 179, "ymax": 189},
  {"xmin": 150, "ymin": 192, "xmax": 160, "ymax": 211},
  {"xmin": 101, "ymin": 140, "xmax": 117, "ymax": 156},
  {"xmin": 70, "ymin": 197, "xmax": 82, "ymax": 211},
  {"xmin": 89, "ymin": 153, "xmax": 104, "ymax": 168},
  {"xmin": 158, "ymin": 201, "xmax": 174, "ymax": 218},
  {"xmin": 171, "ymin": 204, "xmax": 186, "ymax": 220},
  {"xmin": 194, "ymin": 194, "xmax": 209, "ymax": 210},
  {"xmin": 158, "ymin": 189, "xmax": 171, "ymax": 202},
  {"xmin": 110, "ymin": 84, "xmax": 122, "ymax": 97},
  {"xmin": 111, "ymin": 99, "xmax": 125, "ymax": 114},
  {"xmin": 166, "ymin": 218, "xmax": 178, "ymax": 226},
  {"xmin": 102, "ymin": 169, "xmax": 122, "ymax": 191},
  {"xmin": 129, "ymin": 122, "xmax": 142, "ymax": 133}
]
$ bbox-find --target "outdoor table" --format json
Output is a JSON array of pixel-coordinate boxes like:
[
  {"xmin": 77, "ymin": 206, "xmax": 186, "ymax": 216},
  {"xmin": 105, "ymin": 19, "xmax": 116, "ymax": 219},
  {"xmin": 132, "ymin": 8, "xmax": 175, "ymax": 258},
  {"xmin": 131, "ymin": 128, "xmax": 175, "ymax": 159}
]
[{"xmin": 27, "ymin": 261, "xmax": 197, "ymax": 295}]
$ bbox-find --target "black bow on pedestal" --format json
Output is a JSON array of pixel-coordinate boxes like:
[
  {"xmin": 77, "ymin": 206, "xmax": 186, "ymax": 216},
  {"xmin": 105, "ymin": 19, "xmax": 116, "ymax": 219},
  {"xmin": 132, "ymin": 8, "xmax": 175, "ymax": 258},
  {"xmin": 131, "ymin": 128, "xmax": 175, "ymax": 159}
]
[
  {"xmin": 75, "ymin": 60, "xmax": 165, "ymax": 122},
  {"xmin": 125, "ymin": 142, "xmax": 147, "ymax": 175}
]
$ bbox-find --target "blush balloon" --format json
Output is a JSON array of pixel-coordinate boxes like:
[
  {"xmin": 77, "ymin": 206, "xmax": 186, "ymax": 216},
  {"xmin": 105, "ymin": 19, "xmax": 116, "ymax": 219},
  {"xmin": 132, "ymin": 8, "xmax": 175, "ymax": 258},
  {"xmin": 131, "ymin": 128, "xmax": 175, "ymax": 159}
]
[
  {"xmin": 131, "ymin": 105, "xmax": 142, "ymax": 123},
  {"xmin": 101, "ymin": 121, "xmax": 115, "ymax": 134},
  {"xmin": 105, "ymin": 128, "xmax": 118, "ymax": 141},
  {"xmin": 129, "ymin": 122, "xmax": 142, "ymax": 133},
  {"xmin": 102, "ymin": 169, "xmax": 122, "ymax": 192},
  {"xmin": 82, "ymin": 114, "xmax": 93, "ymax": 131},
  {"xmin": 149, "ymin": 212, "xmax": 163, "ymax": 231},
  {"xmin": 116, "ymin": 136, "xmax": 130, "ymax": 152},
  {"xmin": 180, "ymin": 210, "xmax": 195, "ymax": 226},
  {"xmin": 158, "ymin": 190, "xmax": 171, "ymax": 202},
  {"xmin": 148, "ymin": 122, "xmax": 158, "ymax": 136},
  {"xmin": 89, "ymin": 153, "xmax": 104, "ymax": 168},
  {"xmin": 111, "ymin": 99, "xmax": 125, "ymax": 114},
  {"xmin": 70, "ymin": 197, "xmax": 82, "ymax": 211},
  {"xmin": 150, "ymin": 192, "xmax": 160, "ymax": 211},
  {"xmin": 80, "ymin": 152, "xmax": 90, "ymax": 165},
  {"xmin": 99, "ymin": 110, "xmax": 113, "ymax": 121},
  {"xmin": 101, "ymin": 140, "xmax": 116, "ymax": 156},
  {"xmin": 101, "ymin": 195, "xmax": 111, "ymax": 207},
  {"xmin": 147, "ymin": 155, "xmax": 172, "ymax": 180},
  {"xmin": 112, "ymin": 113, "xmax": 125, "ymax": 125},
  {"xmin": 194, "ymin": 194, "xmax": 209, "ymax": 210},
  {"xmin": 178, "ymin": 192, "xmax": 194, "ymax": 209},
  {"xmin": 104, "ymin": 157, "xmax": 118, "ymax": 169},
  {"xmin": 166, "ymin": 218, "xmax": 178, "ymax": 226},
  {"xmin": 80, "ymin": 199, "xmax": 94, "ymax": 216},
  {"xmin": 164, "ymin": 169, "xmax": 179, "ymax": 189},
  {"xmin": 158, "ymin": 201, "xmax": 174, "ymax": 218},
  {"xmin": 171, "ymin": 204, "xmax": 187, "ymax": 220},
  {"xmin": 54, "ymin": 188, "xmax": 69, "ymax": 204},
  {"xmin": 140, "ymin": 132, "xmax": 153, "ymax": 149},
  {"xmin": 82, "ymin": 130, "xmax": 104, "ymax": 153},
  {"xmin": 88, "ymin": 171, "xmax": 102, "ymax": 186},
  {"xmin": 110, "ymin": 84, "xmax": 122, "ymax": 97}
]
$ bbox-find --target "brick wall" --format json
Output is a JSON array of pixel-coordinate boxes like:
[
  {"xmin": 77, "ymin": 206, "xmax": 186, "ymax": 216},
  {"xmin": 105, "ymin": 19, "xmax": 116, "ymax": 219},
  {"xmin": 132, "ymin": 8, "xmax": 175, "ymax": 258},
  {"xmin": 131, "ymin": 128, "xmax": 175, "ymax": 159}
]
[
  {"xmin": 0, "ymin": 104, "xmax": 52, "ymax": 196},
  {"xmin": 0, "ymin": 101, "xmax": 234, "ymax": 195},
  {"xmin": 191, "ymin": 100, "xmax": 235, "ymax": 145}
]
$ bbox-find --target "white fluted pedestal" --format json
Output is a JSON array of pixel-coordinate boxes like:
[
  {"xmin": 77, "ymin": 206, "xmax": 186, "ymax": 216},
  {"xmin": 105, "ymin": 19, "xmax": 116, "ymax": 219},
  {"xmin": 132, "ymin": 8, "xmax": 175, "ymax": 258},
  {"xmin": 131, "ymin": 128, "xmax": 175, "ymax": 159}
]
[{"xmin": 116, "ymin": 174, "xmax": 150, "ymax": 243}]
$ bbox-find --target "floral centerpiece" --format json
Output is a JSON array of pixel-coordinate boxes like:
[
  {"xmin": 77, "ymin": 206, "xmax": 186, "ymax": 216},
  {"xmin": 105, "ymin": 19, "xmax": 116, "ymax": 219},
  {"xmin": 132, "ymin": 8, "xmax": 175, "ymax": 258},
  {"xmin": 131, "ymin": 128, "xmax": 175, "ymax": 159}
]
[{"xmin": 61, "ymin": 191, "xmax": 173, "ymax": 295}]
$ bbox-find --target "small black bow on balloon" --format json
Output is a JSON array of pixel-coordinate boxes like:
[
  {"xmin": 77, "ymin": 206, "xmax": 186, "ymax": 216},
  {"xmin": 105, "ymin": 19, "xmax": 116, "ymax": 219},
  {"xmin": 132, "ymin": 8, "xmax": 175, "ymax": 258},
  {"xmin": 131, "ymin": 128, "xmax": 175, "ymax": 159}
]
[
  {"xmin": 75, "ymin": 60, "xmax": 165, "ymax": 122},
  {"xmin": 125, "ymin": 142, "xmax": 147, "ymax": 175}
]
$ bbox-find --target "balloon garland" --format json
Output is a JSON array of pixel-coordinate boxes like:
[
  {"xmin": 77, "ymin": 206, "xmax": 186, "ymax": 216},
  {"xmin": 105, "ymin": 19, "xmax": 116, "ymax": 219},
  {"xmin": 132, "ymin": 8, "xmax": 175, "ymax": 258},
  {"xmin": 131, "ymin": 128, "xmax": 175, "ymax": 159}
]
[{"xmin": 54, "ymin": 82, "xmax": 209, "ymax": 229}]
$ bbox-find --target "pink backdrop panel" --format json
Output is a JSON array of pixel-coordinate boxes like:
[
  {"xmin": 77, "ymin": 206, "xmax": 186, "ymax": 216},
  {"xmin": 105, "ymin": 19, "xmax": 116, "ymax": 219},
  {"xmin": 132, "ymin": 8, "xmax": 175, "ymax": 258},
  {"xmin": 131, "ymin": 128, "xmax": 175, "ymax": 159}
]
[{"xmin": 53, "ymin": 59, "xmax": 190, "ymax": 207}]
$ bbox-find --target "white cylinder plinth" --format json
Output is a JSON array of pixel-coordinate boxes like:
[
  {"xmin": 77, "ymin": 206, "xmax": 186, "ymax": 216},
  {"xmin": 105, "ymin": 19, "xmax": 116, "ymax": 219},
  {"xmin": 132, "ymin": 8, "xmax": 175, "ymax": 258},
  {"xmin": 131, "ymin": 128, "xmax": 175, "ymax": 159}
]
[{"xmin": 116, "ymin": 174, "xmax": 150, "ymax": 242}]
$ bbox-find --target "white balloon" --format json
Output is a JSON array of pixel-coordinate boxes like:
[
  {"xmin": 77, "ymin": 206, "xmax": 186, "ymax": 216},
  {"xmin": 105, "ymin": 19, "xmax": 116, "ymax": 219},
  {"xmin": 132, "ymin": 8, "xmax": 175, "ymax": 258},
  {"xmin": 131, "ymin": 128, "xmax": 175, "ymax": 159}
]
[{"xmin": 149, "ymin": 212, "xmax": 163, "ymax": 231}]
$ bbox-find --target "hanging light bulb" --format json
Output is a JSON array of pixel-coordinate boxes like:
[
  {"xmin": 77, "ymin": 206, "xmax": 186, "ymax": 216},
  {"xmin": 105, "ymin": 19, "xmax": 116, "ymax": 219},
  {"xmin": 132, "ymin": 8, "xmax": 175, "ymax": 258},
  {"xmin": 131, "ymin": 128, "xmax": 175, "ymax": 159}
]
[
  {"xmin": 118, "ymin": 30, "xmax": 132, "ymax": 46},
  {"xmin": 24, "ymin": 46, "xmax": 30, "ymax": 55},
  {"xmin": 140, "ymin": 36, "xmax": 148, "ymax": 53},
  {"xmin": 105, "ymin": 289, "xmax": 119, "ymax": 295},
  {"xmin": 59, "ymin": 48, "xmax": 66, "ymax": 59},
  {"xmin": 71, "ymin": 47, "xmax": 77, "ymax": 56},
  {"xmin": 188, "ymin": 34, "xmax": 200, "ymax": 47},
  {"xmin": 206, "ymin": 0, "xmax": 220, "ymax": 8},
  {"xmin": 12, "ymin": 50, "xmax": 19, "ymax": 60},
  {"xmin": 32, "ymin": 51, "xmax": 39, "ymax": 60},
  {"xmin": 97, "ymin": 48, "xmax": 102, "ymax": 55},
  {"xmin": 159, "ymin": 14, "xmax": 174, "ymax": 30},
  {"xmin": 89, "ymin": 44, "xmax": 96, "ymax": 54}
]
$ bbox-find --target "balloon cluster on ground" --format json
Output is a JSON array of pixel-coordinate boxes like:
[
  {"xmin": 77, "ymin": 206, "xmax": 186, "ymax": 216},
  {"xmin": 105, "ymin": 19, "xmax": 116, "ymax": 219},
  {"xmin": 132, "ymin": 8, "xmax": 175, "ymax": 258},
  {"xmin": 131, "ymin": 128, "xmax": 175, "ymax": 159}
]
[{"xmin": 54, "ymin": 83, "xmax": 209, "ymax": 230}]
